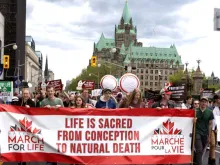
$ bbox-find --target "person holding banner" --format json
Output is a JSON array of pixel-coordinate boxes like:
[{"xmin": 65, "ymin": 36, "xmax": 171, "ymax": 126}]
[
  {"xmin": 209, "ymin": 95, "xmax": 220, "ymax": 164},
  {"xmin": 41, "ymin": 86, "xmax": 64, "ymax": 109},
  {"xmin": 11, "ymin": 88, "xmax": 35, "ymax": 108},
  {"xmin": 119, "ymin": 88, "xmax": 145, "ymax": 108},
  {"xmin": 40, "ymin": 86, "xmax": 64, "ymax": 165},
  {"xmin": 95, "ymin": 88, "xmax": 116, "ymax": 109},
  {"xmin": 195, "ymin": 97, "xmax": 214, "ymax": 165},
  {"xmin": 70, "ymin": 96, "xmax": 88, "ymax": 108},
  {"xmin": 151, "ymin": 88, "xmax": 174, "ymax": 109}
]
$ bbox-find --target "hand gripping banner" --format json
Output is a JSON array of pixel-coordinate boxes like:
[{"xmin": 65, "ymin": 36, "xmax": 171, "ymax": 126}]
[{"xmin": 0, "ymin": 105, "xmax": 194, "ymax": 164}]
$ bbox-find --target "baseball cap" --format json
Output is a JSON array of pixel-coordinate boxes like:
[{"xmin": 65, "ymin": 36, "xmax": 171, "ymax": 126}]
[
  {"xmin": 160, "ymin": 88, "xmax": 172, "ymax": 95},
  {"xmin": 200, "ymin": 97, "xmax": 209, "ymax": 101}
]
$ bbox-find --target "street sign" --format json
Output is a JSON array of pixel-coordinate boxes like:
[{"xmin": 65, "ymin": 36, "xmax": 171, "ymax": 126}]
[{"xmin": 0, "ymin": 81, "xmax": 13, "ymax": 102}]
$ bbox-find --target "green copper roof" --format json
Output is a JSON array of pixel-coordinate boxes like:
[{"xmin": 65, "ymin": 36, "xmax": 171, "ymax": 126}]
[
  {"xmin": 123, "ymin": 43, "xmax": 182, "ymax": 65},
  {"xmin": 122, "ymin": 1, "xmax": 131, "ymax": 24},
  {"xmin": 116, "ymin": 28, "xmax": 136, "ymax": 34},
  {"xmin": 95, "ymin": 33, "xmax": 115, "ymax": 51}
]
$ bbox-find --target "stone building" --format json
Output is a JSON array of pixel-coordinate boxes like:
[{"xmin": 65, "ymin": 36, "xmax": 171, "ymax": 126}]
[
  {"xmin": 208, "ymin": 72, "xmax": 220, "ymax": 86},
  {"xmin": 48, "ymin": 70, "xmax": 54, "ymax": 81},
  {"xmin": 92, "ymin": 1, "xmax": 184, "ymax": 91},
  {"xmin": 25, "ymin": 36, "xmax": 41, "ymax": 91}
]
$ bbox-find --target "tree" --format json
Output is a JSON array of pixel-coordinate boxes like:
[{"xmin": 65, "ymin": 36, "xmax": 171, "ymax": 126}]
[
  {"xmin": 208, "ymin": 84, "xmax": 220, "ymax": 90},
  {"xmin": 69, "ymin": 63, "xmax": 123, "ymax": 91},
  {"xmin": 169, "ymin": 71, "xmax": 184, "ymax": 84}
]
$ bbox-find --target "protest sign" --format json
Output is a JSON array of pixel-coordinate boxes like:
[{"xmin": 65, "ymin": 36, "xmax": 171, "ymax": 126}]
[
  {"xmin": 0, "ymin": 81, "xmax": 13, "ymax": 102},
  {"xmin": 0, "ymin": 105, "xmax": 194, "ymax": 164},
  {"xmin": 168, "ymin": 83, "xmax": 187, "ymax": 101}
]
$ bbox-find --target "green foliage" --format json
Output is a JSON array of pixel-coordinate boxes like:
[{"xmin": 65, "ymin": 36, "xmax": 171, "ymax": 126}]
[
  {"xmin": 69, "ymin": 63, "xmax": 122, "ymax": 91},
  {"xmin": 208, "ymin": 84, "xmax": 220, "ymax": 90},
  {"xmin": 169, "ymin": 71, "xmax": 184, "ymax": 84}
]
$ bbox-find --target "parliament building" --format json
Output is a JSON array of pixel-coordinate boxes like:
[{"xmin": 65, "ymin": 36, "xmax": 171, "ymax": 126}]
[{"xmin": 92, "ymin": 1, "xmax": 184, "ymax": 91}]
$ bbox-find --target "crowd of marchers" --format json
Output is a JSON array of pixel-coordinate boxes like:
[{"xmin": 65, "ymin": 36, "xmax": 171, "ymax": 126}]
[{"xmin": 1, "ymin": 85, "xmax": 220, "ymax": 165}]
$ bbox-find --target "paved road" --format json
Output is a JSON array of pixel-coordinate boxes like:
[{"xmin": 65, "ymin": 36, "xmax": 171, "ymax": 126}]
[
  {"xmin": 3, "ymin": 148, "xmax": 220, "ymax": 165},
  {"xmin": 202, "ymin": 146, "xmax": 220, "ymax": 165}
]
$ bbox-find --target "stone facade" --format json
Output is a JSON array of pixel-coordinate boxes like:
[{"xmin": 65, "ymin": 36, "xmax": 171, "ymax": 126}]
[
  {"xmin": 25, "ymin": 43, "xmax": 40, "ymax": 92},
  {"xmin": 92, "ymin": 1, "xmax": 184, "ymax": 91},
  {"xmin": 49, "ymin": 70, "xmax": 54, "ymax": 81},
  {"xmin": 192, "ymin": 65, "xmax": 203, "ymax": 95}
]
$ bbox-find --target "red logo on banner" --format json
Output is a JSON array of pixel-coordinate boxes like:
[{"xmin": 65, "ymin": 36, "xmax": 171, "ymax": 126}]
[
  {"xmin": 10, "ymin": 117, "xmax": 41, "ymax": 134},
  {"xmin": 8, "ymin": 117, "xmax": 44, "ymax": 152},
  {"xmin": 82, "ymin": 80, "xmax": 95, "ymax": 90},
  {"xmin": 151, "ymin": 119, "xmax": 184, "ymax": 154},
  {"xmin": 153, "ymin": 119, "xmax": 182, "ymax": 135}
]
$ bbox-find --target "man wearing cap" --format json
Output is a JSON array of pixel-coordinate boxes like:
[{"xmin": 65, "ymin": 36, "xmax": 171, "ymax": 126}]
[
  {"xmin": 151, "ymin": 88, "xmax": 174, "ymax": 108},
  {"xmin": 195, "ymin": 97, "xmax": 214, "ymax": 165},
  {"xmin": 95, "ymin": 88, "xmax": 116, "ymax": 109},
  {"xmin": 209, "ymin": 95, "xmax": 220, "ymax": 164}
]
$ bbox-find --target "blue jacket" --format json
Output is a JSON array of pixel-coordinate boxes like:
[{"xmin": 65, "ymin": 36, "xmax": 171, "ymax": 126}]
[{"xmin": 95, "ymin": 97, "xmax": 116, "ymax": 109}]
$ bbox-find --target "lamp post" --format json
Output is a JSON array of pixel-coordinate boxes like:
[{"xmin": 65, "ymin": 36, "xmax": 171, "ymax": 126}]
[
  {"xmin": 89, "ymin": 73, "xmax": 99, "ymax": 89},
  {"xmin": 0, "ymin": 43, "xmax": 17, "ymax": 50},
  {"xmin": 110, "ymin": 46, "xmax": 132, "ymax": 72},
  {"xmin": 99, "ymin": 63, "xmax": 112, "ymax": 74},
  {"xmin": 158, "ymin": 71, "xmax": 161, "ymax": 89},
  {"xmin": 97, "ymin": 64, "xmax": 101, "ymax": 89},
  {"xmin": 0, "ymin": 43, "xmax": 17, "ymax": 65}
]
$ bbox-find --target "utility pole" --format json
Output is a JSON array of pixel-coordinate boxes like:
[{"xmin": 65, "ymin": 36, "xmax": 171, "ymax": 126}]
[{"xmin": 17, "ymin": 50, "xmax": 20, "ymax": 94}]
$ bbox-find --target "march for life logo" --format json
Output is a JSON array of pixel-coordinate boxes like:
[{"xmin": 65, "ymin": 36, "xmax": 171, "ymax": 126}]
[
  {"xmin": 8, "ymin": 117, "xmax": 44, "ymax": 152},
  {"xmin": 151, "ymin": 119, "xmax": 184, "ymax": 154}
]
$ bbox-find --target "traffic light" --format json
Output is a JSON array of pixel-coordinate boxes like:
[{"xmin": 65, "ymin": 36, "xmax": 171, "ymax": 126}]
[
  {"xmin": 91, "ymin": 56, "xmax": 97, "ymax": 67},
  {"xmin": 3, "ymin": 55, "xmax": 10, "ymax": 69}
]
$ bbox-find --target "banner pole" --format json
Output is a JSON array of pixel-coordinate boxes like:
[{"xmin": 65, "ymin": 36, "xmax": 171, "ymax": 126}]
[
  {"xmin": 191, "ymin": 112, "xmax": 196, "ymax": 165},
  {"xmin": 0, "ymin": 129, "xmax": 3, "ymax": 165}
]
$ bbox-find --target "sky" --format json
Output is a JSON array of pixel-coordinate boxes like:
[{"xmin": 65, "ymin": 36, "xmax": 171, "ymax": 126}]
[{"xmin": 26, "ymin": 0, "xmax": 220, "ymax": 85}]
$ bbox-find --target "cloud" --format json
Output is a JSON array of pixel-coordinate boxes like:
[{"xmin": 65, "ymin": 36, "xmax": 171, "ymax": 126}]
[{"xmin": 26, "ymin": 0, "xmax": 220, "ymax": 86}]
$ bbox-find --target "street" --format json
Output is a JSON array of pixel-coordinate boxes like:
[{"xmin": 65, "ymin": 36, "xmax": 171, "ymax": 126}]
[{"xmin": 2, "ymin": 148, "xmax": 220, "ymax": 165}]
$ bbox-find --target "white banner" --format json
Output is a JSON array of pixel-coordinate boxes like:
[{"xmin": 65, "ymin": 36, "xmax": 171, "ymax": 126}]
[{"xmin": 0, "ymin": 106, "xmax": 194, "ymax": 164}]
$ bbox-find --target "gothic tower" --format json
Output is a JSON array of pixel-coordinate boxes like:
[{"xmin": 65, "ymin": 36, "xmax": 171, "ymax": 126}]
[
  {"xmin": 115, "ymin": 0, "xmax": 142, "ymax": 48},
  {"xmin": 44, "ymin": 55, "xmax": 49, "ymax": 81}
]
